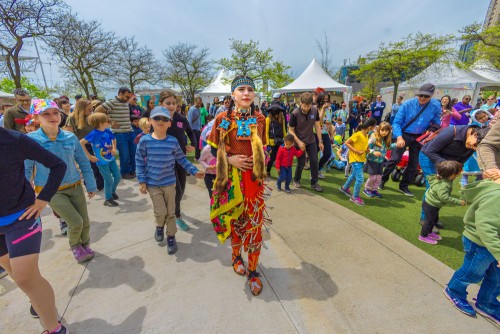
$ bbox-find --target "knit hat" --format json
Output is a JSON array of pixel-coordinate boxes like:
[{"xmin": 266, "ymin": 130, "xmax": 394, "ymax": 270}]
[{"xmin": 30, "ymin": 99, "xmax": 59, "ymax": 115}]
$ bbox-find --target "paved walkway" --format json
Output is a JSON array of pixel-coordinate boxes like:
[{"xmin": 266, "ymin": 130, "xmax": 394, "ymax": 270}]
[{"xmin": 1, "ymin": 177, "xmax": 498, "ymax": 333}]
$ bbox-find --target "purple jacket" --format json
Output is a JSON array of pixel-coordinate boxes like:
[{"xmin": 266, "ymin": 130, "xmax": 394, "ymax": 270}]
[{"xmin": 450, "ymin": 102, "xmax": 472, "ymax": 126}]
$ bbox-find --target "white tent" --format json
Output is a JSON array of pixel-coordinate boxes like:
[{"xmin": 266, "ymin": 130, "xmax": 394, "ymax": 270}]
[
  {"xmin": 0, "ymin": 90, "xmax": 14, "ymax": 98},
  {"xmin": 200, "ymin": 69, "xmax": 260, "ymax": 106},
  {"xmin": 380, "ymin": 59, "xmax": 500, "ymax": 106},
  {"xmin": 200, "ymin": 69, "xmax": 232, "ymax": 105},
  {"xmin": 275, "ymin": 58, "xmax": 352, "ymax": 101}
]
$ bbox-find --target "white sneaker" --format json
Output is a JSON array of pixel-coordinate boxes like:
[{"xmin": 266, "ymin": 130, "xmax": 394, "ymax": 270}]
[{"xmin": 318, "ymin": 171, "xmax": 326, "ymax": 179}]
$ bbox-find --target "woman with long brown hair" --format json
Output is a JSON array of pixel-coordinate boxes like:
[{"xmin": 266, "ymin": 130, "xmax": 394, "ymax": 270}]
[{"xmin": 65, "ymin": 99, "xmax": 104, "ymax": 190}]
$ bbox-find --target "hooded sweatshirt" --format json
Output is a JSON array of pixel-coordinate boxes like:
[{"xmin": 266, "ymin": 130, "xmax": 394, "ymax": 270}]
[
  {"xmin": 424, "ymin": 175, "xmax": 463, "ymax": 208},
  {"xmin": 462, "ymin": 180, "xmax": 500, "ymax": 261}
]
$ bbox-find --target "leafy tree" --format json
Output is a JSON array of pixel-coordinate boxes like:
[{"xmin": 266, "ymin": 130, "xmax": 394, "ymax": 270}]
[
  {"xmin": 354, "ymin": 32, "xmax": 452, "ymax": 103},
  {"xmin": 0, "ymin": 76, "xmax": 49, "ymax": 98},
  {"xmin": 163, "ymin": 43, "xmax": 212, "ymax": 103},
  {"xmin": 460, "ymin": 22, "xmax": 500, "ymax": 69},
  {"xmin": 217, "ymin": 39, "xmax": 293, "ymax": 94},
  {"xmin": 44, "ymin": 12, "xmax": 119, "ymax": 98},
  {"xmin": 112, "ymin": 37, "xmax": 162, "ymax": 93},
  {"xmin": 0, "ymin": 0, "xmax": 66, "ymax": 88}
]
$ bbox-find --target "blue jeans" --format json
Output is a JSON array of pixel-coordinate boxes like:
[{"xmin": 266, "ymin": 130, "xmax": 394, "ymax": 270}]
[
  {"xmin": 115, "ymin": 132, "xmax": 136, "ymax": 175},
  {"xmin": 97, "ymin": 160, "xmax": 121, "ymax": 200},
  {"xmin": 343, "ymin": 162, "xmax": 364, "ymax": 198},
  {"xmin": 419, "ymin": 151, "xmax": 437, "ymax": 220},
  {"xmin": 277, "ymin": 166, "xmax": 292, "ymax": 189},
  {"xmin": 448, "ymin": 236, "xmax": 500, "ymax": 312}
]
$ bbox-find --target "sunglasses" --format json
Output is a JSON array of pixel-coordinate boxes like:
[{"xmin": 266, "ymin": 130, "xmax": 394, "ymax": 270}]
[
  {"xmin": 152, "ymin": 116, "xmax": 171, "ymax": 122},
  {"xmin": 417, "ymin": 95, "xmax": 430, "ymax": 98},
  {"xmin": 464, "ymin": 98, "xmax": 471, "ymax": 100}
]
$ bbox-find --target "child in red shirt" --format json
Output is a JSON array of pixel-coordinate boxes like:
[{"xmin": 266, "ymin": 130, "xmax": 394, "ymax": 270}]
[{"xmin": 276, "ymin": 134, "xmax": 304, "ymax": 193}]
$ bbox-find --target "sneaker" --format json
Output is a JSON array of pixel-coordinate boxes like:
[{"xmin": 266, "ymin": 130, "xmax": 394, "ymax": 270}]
[
  {"xmin": 418, "ymin": 235, "xmax": 438, "ymax": 245},
  {"xmin": 121, "ymin": 173, "xmax": 135, "ymax": 180},
  {"xmin": 166, "ymin": 236, "xmax": 178, "ymax": 254},
  {"xmin": 71, "ymin": 245, "xmax": 92, "ymax": 263},
  {"xmin": 276, "ymin": 186, "xmax": 282, "ymax": 191},
  {"xmin": 30, "ymin": 304, "xmax": 39, "ymax": 318},
  {"xmin": 104, "ymin": 199, "xmax": 119, "ymax": 207},
  {"xmin": 350, "ymin": 197, "xmax": 365, "ymax": 206},
  {"xmin": 285, "ymin": 188, "xmax": 292, "ymax": 194},
  {"xmin": 378, "ymin": 182, "xmax": 386, "ymax": 190},
  {"xmin": 428, "ymin": 232, "xmax": 442, "ymax": 241},
  {"xmin": 0, "ymin": 267, "xmax": 7, "ymax": 279},
  {"xmin": 339, "ymin": 186, "xmax": 352, "ymax": 197},
  {"xmin": 293, "ymin": 181, "xmax": 302, "ymax": 188},
  {"xmin": 155, "ymin": 226, "xmax": 164, "ymax": 242},
  {"xmin": 435, "ymin": 221, "xmax": 445, "ymax": 229},
  {"xmin": 42, "ymin": 322, "xmax": 68, "ymax": 334},
  {"xmin": 112, "ymin": 193, "xmax": 119, "ymax": 200},
  {"xmin": 318, "ymin": 171, "xmax": 326, "ymax": 179},
  {"xmin": 475, "ymin": 302, "xmax": 500, "ymax": 325},
  {"xmin": 232, "ymin": 256, "xmax": 246, "ymax": 276},
  {"xmin": 311, "ymin": 183, "xmax": 323, "ymax": 192},
  {"xmin": 443, "ymin": 288, "xmax": 476, "ymax": 316},
  {"xmin": 59, "ymin": 220, "xmax": 68, "ymax": 236},
  {"xmin": 363, "ymin": 189, "xmax": 374, "ymax": 198},
  {"xmin": 304, "ymin": 163, "xmax": 310, "ymax": 170},
  {"xmin": 81, "ymin": 244, "xmax": 95, "ymax": 260},
  {"xmin": 371, "ymin": 190, "xmax": 383, "ymax": 198},
  {"xmin": 176, "ymin": 218, "xmax": 190, "ymax": 231},
  {"xmin": 247, "ymin": 271, "xmax": 263, "ymax": 296},
  {"xmin": 399, "ymin": 187, "xmax": 414, "ymax": 197}
]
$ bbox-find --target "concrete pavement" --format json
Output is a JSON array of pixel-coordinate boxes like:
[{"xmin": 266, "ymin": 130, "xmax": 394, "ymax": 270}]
[{"xmin": 1, "ymin": 176, "xmax": 498, "ymax": 333}]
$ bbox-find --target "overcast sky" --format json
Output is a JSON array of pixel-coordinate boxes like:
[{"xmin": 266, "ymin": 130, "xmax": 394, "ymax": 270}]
[{"xmin": 24, "ymin": 0, "xmax": 491, "ymax": 90}]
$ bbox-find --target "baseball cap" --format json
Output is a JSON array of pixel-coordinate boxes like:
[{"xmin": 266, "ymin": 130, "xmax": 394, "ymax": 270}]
[
  {"xmin": 30, "ymin": 99, "xmax": 59, "ymax": 115},
  {"xmin": 417, "ymin": 83, "xmax": 435, "ymax": 97},
  {"xmin": 314, "ymin": 87, "xmax": 326, "ymax": 94},
  {"xmin": 150, "ymin": 106, "xmax": 171, "ymax": 119}
]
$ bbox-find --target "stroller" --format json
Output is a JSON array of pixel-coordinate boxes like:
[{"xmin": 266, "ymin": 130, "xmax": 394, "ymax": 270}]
[{"xmin": 386, "ymin": 149, "xmax": 426, "ymax": 187}]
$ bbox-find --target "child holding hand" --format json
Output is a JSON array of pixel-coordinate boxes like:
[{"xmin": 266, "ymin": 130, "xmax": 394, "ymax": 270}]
[{"xmin": 275, "ymin": 134, "xmax": 304, "ymax": 193}]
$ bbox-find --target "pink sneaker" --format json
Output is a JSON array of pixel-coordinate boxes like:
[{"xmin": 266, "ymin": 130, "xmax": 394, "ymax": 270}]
[
  {"xmin": 71, "ymin": 245, "xmax": 92, "ymax": 263},
  {"xmin": 350, "ymin": 197, "xmax": 365, "ymax": 206},
  {"xmin": 418, "ymin": 235, "xmax": 438, "ymax": 245},
  {"xmin": 428, "ymin": 232, "xmax": 442, "ymax": 241},
  {"xmin": 82, "ymin": 244, "xmax": 95, "ymax": 260}
]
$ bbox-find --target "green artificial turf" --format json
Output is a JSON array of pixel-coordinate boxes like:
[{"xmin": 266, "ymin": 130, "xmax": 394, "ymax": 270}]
[{"xmin": 189, "ymin": 150, "xmax": 467, "ymax": 270}]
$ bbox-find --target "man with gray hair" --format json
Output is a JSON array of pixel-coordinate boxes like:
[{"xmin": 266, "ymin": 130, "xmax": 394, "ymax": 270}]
[{"xmin": 3, "ymin": 88, "xmax": 31, "ymax": 132}]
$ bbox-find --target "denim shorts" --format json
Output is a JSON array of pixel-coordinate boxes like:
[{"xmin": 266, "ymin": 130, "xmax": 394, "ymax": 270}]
[{"xmin": 0, "ymin": 217, "xmax": 42, "ymax": 258}]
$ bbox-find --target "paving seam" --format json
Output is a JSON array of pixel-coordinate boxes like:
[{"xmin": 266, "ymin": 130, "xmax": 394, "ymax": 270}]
[
  {"xmin": 259, "ymin": 263, "xmax": 301, "ymax": 334},
  {"xmin": 59, "ymin": 263, "xmax": 89, "ymax": 321}
]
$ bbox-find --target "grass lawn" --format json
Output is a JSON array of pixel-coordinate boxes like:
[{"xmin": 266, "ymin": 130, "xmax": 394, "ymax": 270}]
[{"xmin": 189, "ymin": 150, "xmax": 467, "ymax": 270}]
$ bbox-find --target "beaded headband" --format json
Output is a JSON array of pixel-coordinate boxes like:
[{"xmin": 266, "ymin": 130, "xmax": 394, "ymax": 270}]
[{"xmin": 231, "ymin": 76, "xmax": 255, "ymax": 92}]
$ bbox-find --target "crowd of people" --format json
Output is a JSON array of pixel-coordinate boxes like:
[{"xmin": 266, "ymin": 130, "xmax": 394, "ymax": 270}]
[{"xmin": 1, "ymin": 78, "xmax": 500, "ymax": 332}]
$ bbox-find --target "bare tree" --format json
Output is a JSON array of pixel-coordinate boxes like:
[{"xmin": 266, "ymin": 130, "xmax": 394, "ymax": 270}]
[
  {"xmin": 163, "ymin": 43, "xmax": 212, "ymax": 103},
  {"xmin": 111, "ymin": 37, "xmax": 162, "ymax": 93},
  {"xmin": 44, "ymin": 12, "xmax": 119, "ymax": 98},
  {"xmin": 0, "ymin": 0, "xmax": 66, "ymax": 88},
  {"xmin": 315, "ymin": 31, "xmax": 335, "ymax": 77}
]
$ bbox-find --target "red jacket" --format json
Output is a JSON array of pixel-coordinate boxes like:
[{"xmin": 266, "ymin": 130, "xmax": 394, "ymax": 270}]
[{"xmin": 275, "ymin": 145, "xmax": 303, "ymax": 170}]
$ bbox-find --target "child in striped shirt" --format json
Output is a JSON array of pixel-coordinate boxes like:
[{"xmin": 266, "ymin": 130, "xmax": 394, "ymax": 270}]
[{"xmin": 135, "ymin": 106, "xmax": 204, "ymax": 255}]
